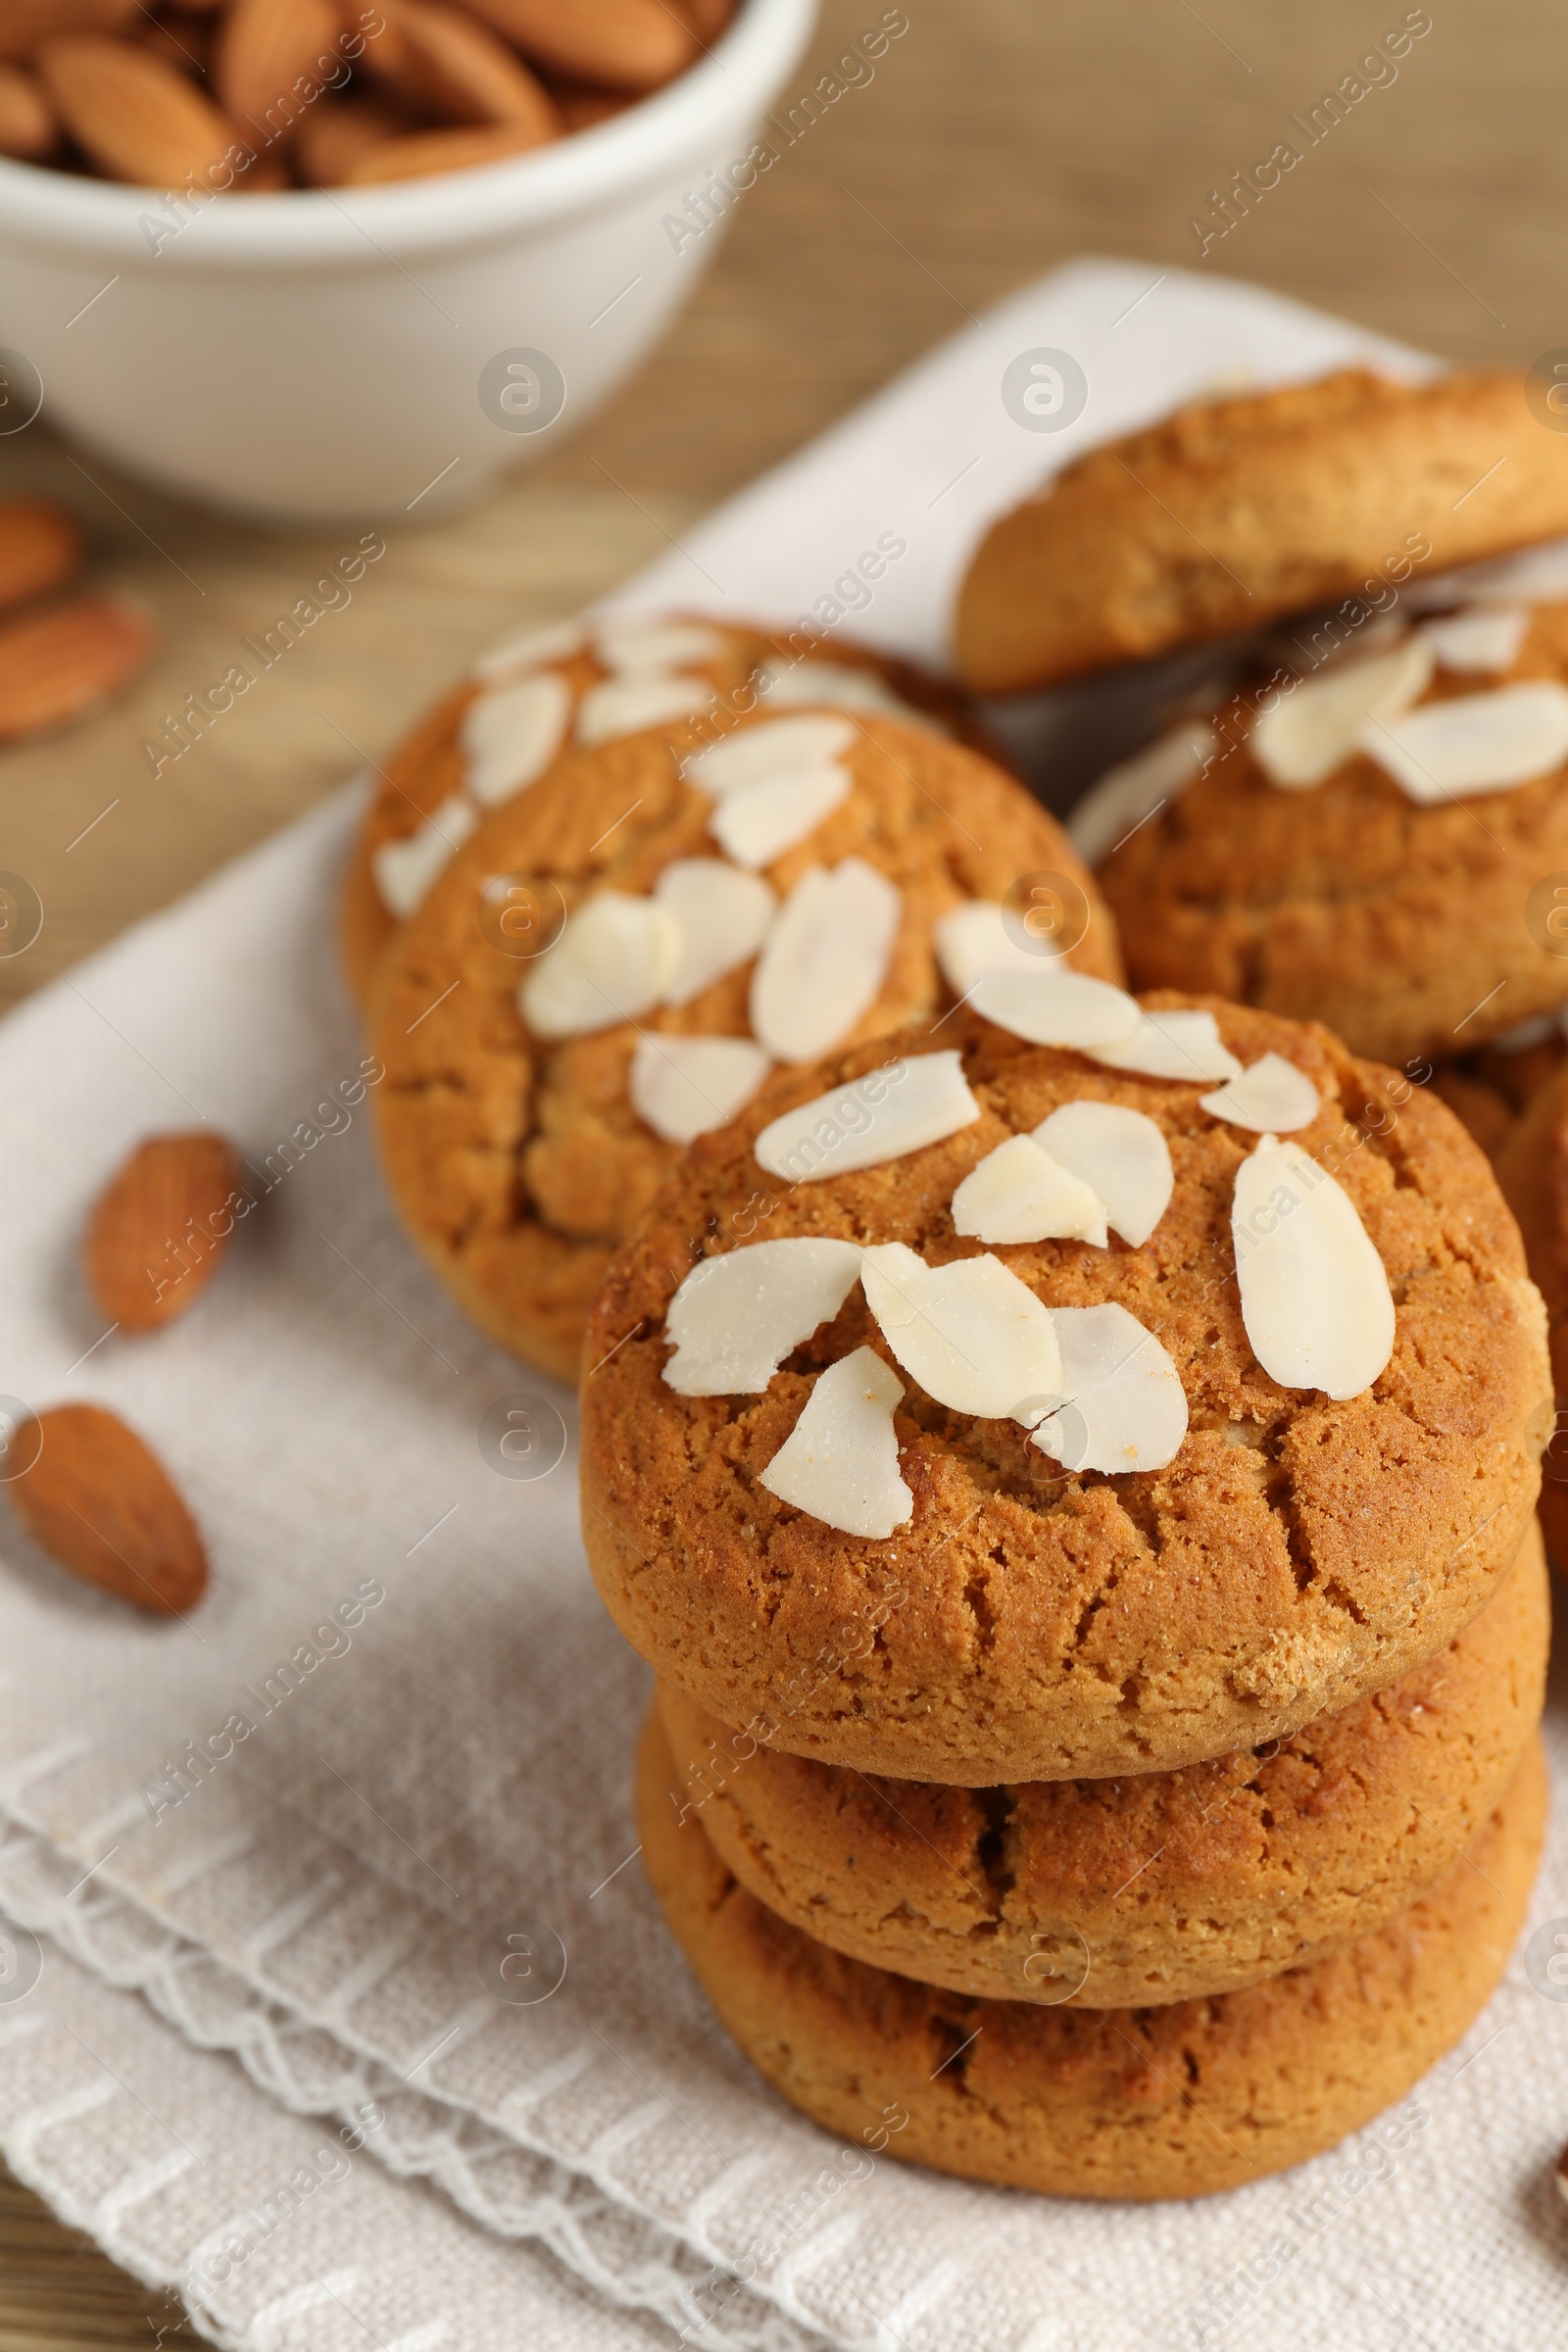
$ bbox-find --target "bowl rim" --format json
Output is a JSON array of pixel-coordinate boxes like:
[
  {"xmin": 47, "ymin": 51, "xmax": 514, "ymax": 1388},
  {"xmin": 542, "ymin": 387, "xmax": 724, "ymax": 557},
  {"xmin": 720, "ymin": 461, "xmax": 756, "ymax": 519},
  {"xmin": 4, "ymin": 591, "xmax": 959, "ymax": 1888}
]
[{"xmin": 0, "ymin": 0, "xmax": 818, "ymax": 268}]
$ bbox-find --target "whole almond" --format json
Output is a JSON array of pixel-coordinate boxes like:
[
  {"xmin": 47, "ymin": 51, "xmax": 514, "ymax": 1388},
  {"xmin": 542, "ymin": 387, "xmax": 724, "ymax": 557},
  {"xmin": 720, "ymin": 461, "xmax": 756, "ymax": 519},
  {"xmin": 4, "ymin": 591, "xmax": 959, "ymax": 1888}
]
[
  {"xmin": 343, "ymin": 119, "xmax": 550, "ymax": 183},
  {"xmin": 0, "ymin": 596, "xmax": 156, "ymax": 742},
  {"xmin": 0, "ymin": 499, "xmax": 82, "ymax": 612},
  {"xmin": 0, "ymin": 63, "xmax": 55, "ymax": 159},
  {"xmin": 37, "ymin": 33, "xmax": 254, "ymax": 188},
  {"xmin": 461, "ymin": 0, "xmax": 696, "ymax": 92},
  {"xmin": 9, "ymin": 1403, "xmax": 208, "ymax": 1614},
  {"xmin": 371, "ymin": 1, "xmax": 559, "ymax": 134},
  {"xmin": 215, "ymin": 0, "xmax": 340, "ymax": 136},
  {"xmin": 86, "ymin": 1131, "xmax": 244, "ymax": 1332},
  {"xmin": 554, "ymin": 84, "xmax": 630, "ymax": 131},
  {"xmin": 294, "ymin": 92, "xmax": 413, "ymax": 185},
  {"xmin": 0, "ymin": 1, "xmax": 136, "ymax": 67}
]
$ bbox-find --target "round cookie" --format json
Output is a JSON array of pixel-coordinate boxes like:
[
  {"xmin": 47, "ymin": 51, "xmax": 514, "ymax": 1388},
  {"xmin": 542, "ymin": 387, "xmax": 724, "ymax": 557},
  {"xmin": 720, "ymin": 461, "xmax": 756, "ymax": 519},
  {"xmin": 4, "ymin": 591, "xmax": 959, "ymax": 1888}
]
[
  {"xmin": 1093, "ymin": 600, "xmax": 1568, "ymax": 1065},
  {"xmin": 956, "ymin": 368, "xmax": 1568, "ymax": 693},
  {"xmin": 1496, "ymin": 1061, "xmax": 1568, "ymax": 1569},
  {"xmin": 638, "ymin": 1709, "xmax": 1546, "ymax": 2202},
  {"xmin": 340, "ymin": 613, "xmax": 974, "ymax": 1005},
  {"xmin": 655, "ymin": 1516, "xmax": 1547, "ymax": 2007},
  {"xmin": 369, "ymin": 710, "xmax": 1120, "ymax": 1381},
  {"xmin": 581, "ymin": 997, "xmax": 1549, "ymax": 1784}
]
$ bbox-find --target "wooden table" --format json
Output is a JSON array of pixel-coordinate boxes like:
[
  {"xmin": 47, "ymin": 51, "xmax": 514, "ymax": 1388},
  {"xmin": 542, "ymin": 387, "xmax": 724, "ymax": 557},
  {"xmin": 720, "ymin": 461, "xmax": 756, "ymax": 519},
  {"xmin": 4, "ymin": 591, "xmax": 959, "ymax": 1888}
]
[{"xmin": 0, "ymin": 0, "xmax": 1557, "ymax": 2333}]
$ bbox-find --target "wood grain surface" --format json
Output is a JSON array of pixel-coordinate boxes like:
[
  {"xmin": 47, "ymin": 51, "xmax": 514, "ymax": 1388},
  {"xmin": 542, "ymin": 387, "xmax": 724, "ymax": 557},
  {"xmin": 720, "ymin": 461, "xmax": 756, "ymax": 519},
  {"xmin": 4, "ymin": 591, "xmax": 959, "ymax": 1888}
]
[{"xmin": 0, "ymin": 0, "xmax": 1559, "ymax": 2335}]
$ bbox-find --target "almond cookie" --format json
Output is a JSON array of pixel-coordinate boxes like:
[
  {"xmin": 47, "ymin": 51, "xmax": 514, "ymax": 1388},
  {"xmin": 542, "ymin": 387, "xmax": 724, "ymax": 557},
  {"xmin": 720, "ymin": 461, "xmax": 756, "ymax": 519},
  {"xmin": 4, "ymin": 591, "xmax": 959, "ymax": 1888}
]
[
  {"xmin": 638, "ymin": 1708, "xmax": 1546, "ymax": 2202},
  {"xmin": 655, "ymin": 1516, "xmax": 1546, "ymax": 2007},
  {"xmin": 340, "ymin": 612, "xmax": 974, "ymax": 1004},
  {"xmin": 581, "ymin": 990, "xmax": 1548, "ymax": 1784},
  {"xmin": 368, "ymin": 710, "xmax": 1120, "ymax": 1380},
  {"xmin": 956, "ymin": 368, "xmax": 1568, "ymax": 692},
  {"xmin": 1088, "ymin": 598, "xmax": 1568, "ymax": 1064},
  {"xmin": 1496, "ymin": 1060, "xmax": 1568, "ymax": 1569}
]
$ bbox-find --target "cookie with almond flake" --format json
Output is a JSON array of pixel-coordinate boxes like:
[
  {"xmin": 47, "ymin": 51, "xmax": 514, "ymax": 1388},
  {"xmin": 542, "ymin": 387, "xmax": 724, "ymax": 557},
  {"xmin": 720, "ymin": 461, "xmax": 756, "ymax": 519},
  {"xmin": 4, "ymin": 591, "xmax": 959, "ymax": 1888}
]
[
  {"xmin": 579, "ymin": 993, "xmax": 1548, "ymax": 1784},
  {"xmin": 654, "ymin": 1515, "xmax": 1546, "ymax": 2007},
  {"xmin": 955, "ymin": 368, "xmax": 1568, "ymax": 693},
  {"xmin": 367, "ymin": 709, "xmax": 1119, "ymax": 1382},
  {"xmin": 1089, "ymin": 598, "xmax": 1568, "ymax": 1065},
  {"xmin": 339, "ymin": 612, "xmax": 979, "ymax": 1005},
  {"xmin": 638, "ymin": 1707, "xmax": 1546, "ymax": 2201},
  {"xmin": 1496, "ymin": 1056, "xmax": 1568, "ymax": 1572}
]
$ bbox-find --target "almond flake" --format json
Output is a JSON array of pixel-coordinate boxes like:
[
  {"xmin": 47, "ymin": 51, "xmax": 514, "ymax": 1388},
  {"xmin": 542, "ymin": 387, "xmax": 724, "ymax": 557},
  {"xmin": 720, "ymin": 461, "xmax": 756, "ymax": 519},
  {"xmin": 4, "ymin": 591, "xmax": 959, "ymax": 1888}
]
[
  {"xmin": 1232, "ymin": 1134, "xmax": 1395, "ymax": 1399},
  {"xmin": 472, "ymin": 616, "xmax": 585, "ymax": 681},
  {"xmin": 1025, "ymin": 1302, "xmax": 1188, "ymax": 1475},
  {"xmin": 1358, "ymin": 680, "xmax": 1568, "ymax": 802},
  {"xmin": 707, "ymin": 764, "xmax": 852, "ymax": 869},
  {"xmin": 663, "ymin": 1237, "xmax": 865, "ymax": 1395},
  {"xmin": 463, "ymin": 670, "xmax": 573, "ymax": 807},
  {"xmin": 755, "ymin": 657, "xmax": 941, "ymax": 730},
  {"xmin": 950, "ymin": 1133, "xmax": 1106, "ymax": 1247},
  {"xmin": 1033, "ymin": 1101, "xmax": 1172, "ymax": 1247},
  {"xmin": 593, "ymin": 618, "xmax": 725, "ymax": 674},
  {"xmin": 371, "ymin": 792, "xmax": 476, "ymax": 916},
  {"xmin": 1087, "ymin": 1010, "xmax": 1244, "ymax": 1084},
  {"xmin": 689, "ymin": 713, "xmax": 858, "ymax": 794},
  {"xmin": 755, "ymin": 1052, "xmax": 981, "ymax": 1181},
  {"xmin": 969, "ymin": 968, "xmax": 1143, "ymax": 1050},
  {"xmin": 1251, "ymin": 637, "xmax": 1434, "ymax": 788},
  {"xmin": 1069, "ymin": 722, "xmax": 1215, "ymax": 865},
  {"xmin": 519, "ymin": 892, "xmax": 681, "ymax": 1039},
  {"xmin": 750, "ymin": 859, "xmax": 901, "ymax": 1063},
  {"xmin": 1200, "ymin": 1053, "xmax": 1319, "ymax": 1133},
  {"xmin": 1432, "ymin": 535, "xmax": 1568, "ymax": 607},
  {"xmin": 933, "ymin": 901, "xmax": 1061, "ymax": 997},
  {"xmin": 759, "ymin": 1346, "xmax": 912, "ymax": 1539},
  {"xmin": 654, "ymin": 859, "xmax": 775, "ymax": 1004},
  {"xmin": 629, "ymin": 1034, "xmax": 772, "ymax": 1145},
  {"xmin": 860, "ymin": 1241, "xmax": 1061, "ymax": 1419},
  {"xmin": 1419, "ymin": 605, "xmax": 1529, "ymax": 674},
  {"xmin": 575, "ymin": 673, "xmax": 715, "ymax": 745}
]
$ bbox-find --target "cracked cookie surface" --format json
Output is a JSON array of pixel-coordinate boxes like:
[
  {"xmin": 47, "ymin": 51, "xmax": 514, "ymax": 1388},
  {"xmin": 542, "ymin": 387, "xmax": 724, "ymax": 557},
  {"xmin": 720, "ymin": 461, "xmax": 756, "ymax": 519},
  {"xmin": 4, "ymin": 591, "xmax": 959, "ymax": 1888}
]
[{"xmin": 582, "ymin": 997, "xmax": 1549, "ymax": 1783}]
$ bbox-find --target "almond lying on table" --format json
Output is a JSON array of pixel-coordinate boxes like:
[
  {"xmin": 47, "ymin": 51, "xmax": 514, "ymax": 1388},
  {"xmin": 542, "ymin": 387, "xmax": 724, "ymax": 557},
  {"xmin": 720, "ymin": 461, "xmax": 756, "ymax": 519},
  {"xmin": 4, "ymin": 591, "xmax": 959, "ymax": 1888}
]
[
  {"xmin": 36, "ymin": 32, "xmax": 281, "ymax": 189},
  {"xmin": 365, "ymin": 0, "xmax": 561, "ymax": 133},
  {"xmin": 8, "ymin": 1402, "xmax": 209, "ymax": 1614},
  {"xmin": 0, "ymin": 499, "xmax": 82, "ymax": 613},
  {"xmin": 344, "ymin": 119, "xmax": 551, "ymax": 183},
  {"xmin": 0, "ymin": 595, "xmax": 157, "ymax": 742},
  {"xmin": 215, "ymin": 0, "xmax": 340, "ymax": 126},
  {"xmin": 86, "ymin": 1130, "xmax": 244, "ymax": 1333},
  {"xmin": 463, "ymin": 0, "xmax": 697, "ymax": 92},
  {"xmin": 0, "ymin": 63, "xmax": 54, "ymax": 158}
]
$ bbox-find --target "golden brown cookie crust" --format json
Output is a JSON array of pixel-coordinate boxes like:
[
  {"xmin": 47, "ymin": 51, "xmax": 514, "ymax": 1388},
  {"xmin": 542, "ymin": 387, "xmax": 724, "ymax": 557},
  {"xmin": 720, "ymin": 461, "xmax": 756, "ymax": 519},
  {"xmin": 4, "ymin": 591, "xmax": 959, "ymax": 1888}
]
[
  {"xmin": 581, "ymin": 999, "xmax": 1549, "ymax": 1784},
  {"xmin": 1496, "ymin": 1060, "xmax": 1568, "ymax": 1568},
  {"xmin": 339, "ymin": 622, "xmax": 980, "ymax": 1009},
  {"xmin": 656, "ymin": 1517, "xmax": 1546, "ymax": 2007},
  {"xmin": 637, "ymin": 1709, "xmax": 1546, "ymax": 2201},
  {"xmin": 1098, "ymin": 604, "xmax": 1568, "ymax": 1065},
  {"xmin": 368, "ymin": 711, "xmax": 1120, "ymax": 1382},
  {"xmin": 956, "ymin": 368, "xmax": 1568, "ymax": 692}
]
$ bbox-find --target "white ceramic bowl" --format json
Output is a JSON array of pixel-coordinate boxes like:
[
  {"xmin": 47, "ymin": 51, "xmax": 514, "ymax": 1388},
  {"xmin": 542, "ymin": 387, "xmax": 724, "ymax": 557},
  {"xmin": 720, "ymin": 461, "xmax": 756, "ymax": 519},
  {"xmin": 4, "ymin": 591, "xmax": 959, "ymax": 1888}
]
[{"xmin": 0, "ymin": 0, "xmax": 815, "ymax": 523}]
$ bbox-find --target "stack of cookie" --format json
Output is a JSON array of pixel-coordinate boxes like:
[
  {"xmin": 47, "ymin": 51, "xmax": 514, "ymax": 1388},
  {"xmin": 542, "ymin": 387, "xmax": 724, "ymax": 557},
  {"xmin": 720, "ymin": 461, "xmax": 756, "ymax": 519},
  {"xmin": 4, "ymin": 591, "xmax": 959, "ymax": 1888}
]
[{"xmin": 579, "ymin": 982, "xmax": 1550, "ymax": 2198}]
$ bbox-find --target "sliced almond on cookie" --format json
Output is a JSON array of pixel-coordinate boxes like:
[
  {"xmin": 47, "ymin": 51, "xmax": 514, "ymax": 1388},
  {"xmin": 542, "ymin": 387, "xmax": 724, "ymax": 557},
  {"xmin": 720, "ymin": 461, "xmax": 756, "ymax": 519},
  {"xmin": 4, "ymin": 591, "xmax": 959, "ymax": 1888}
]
[
  {"xmin": 629, "ymin": 1033, "xmax": 770, "ymax": 1145},
  {"xmin": 662, "ymin": 1237, "xmax": 864, "ymax": 1394},
  {"xmin": 1419, "ymin": 604, "xmax": 1529, "ymax": 674},
  {"xmin": 371, "ymin": 791, "xmax": 477, "ymax": 917},
  {"xmin": 970, "ymin": 968, "xmax": 1143, "ymax": 1052},
  {"xmin": 594, "ymin": 617, "xmax": 725, "ymax": 674},
  {"xmin": 860, "ymin": 1241, "xmax": 1061, "ymax": 1419},
  {"xmin": 654, "ymin": 858, "xmax": 774, "ymax": 1004},
  {"xmin": 1200, "ymin": 1053, "xmax": 1319, "ymax": 1133},
  {"xmin": 950, "ymin": 1133, "xmax": 1106, "ymax": 1248},
  {"xmin": 1088, "ymin": 1009, "xmax": 1243, "ymax": 1084},
  {"xmin": 933, "ymin": 900, "xmax": 1059, "ymax": 997},
  {"xmin": 1032, "ymin": 1101, "xmax": 1172, "ymax": 1248},
  {"xmin": 1068, "ymin": 721, "xmax": 1215, "ymax": 865},
  {"xmin": 463, "ymin": 669, "xmax": 572, "ymax": 806},
  {"xmin": 750, "ymin": 859, "xmax": 900, "ymax": 1063},
  {"xmin": 754, "ymin": 1051, "xmax": 980, "ymax": 1181},
  {"xmin": 472, "ymin": 616, "xmax": 585, "ymax": 681},
  {"xmin": 754, "ymin": 657, "xmax": 939, "ymax": 730},
  {"xmin": 1250, "ymin": 636, "xmax": 1433, "ymax": 789},
  {"xmin": 1024, "ymin": 1301, "xmax": 1188, "ymax": 1475},
  {"xmin": 1359, "ymin": 680, "xmax": 1568, "ymax": 802},
  {"xmin": 576, "ymin": 672, "xmax": 713, "ymax": 745},
  {"xmin": 519, "ymin": 891, "xmax": 680, "ymax": 1038},
  {"xmin": 688, "ymin": 712, "xmax": 858, "ymax": 793},
  {"xmin": 759, "ymin": 1346, "xmax": 912, "ymax": 1539},
  {"xmin": 1232, "ymin": 1133, "xmax": 1395, "ymax": 1398}
]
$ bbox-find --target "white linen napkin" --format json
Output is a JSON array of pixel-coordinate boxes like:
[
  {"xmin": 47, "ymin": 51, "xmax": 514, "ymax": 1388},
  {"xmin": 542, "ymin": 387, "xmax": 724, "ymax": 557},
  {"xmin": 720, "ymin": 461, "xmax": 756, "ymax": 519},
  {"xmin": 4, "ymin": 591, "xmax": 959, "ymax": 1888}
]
[{"xmin": 1, "ymin": 261, "xmax": 1564, "ymax": 2352}]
